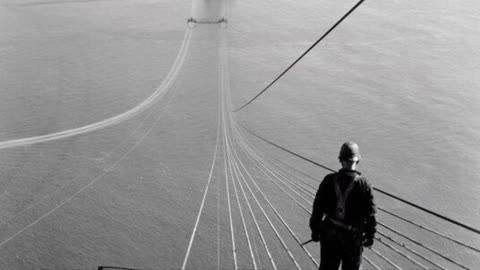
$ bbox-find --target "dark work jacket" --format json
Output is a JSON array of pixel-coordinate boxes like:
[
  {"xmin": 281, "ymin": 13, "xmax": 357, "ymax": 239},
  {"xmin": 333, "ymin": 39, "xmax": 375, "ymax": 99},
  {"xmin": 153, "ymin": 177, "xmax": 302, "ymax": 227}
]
[{"xmin": 310, "ymin": 169, "xmax": 376, "ymax": 239}]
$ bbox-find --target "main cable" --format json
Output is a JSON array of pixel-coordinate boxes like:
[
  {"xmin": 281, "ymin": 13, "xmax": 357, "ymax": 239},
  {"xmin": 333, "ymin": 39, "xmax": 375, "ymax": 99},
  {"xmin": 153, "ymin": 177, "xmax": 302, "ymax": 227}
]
[{"xmin": 233, "ymin": 0, "xmax": 366, "ymax": 112}]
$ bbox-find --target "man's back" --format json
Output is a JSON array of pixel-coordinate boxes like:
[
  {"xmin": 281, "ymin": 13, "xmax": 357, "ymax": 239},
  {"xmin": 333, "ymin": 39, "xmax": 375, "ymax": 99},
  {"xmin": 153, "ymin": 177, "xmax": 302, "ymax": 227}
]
[
  {"xmin": 309, "ymin": 142, "xmax": 377, "ymax": 270},
  {"xmin": 311, "ymin": 169, "xmax": 376, "ymax": 229}
]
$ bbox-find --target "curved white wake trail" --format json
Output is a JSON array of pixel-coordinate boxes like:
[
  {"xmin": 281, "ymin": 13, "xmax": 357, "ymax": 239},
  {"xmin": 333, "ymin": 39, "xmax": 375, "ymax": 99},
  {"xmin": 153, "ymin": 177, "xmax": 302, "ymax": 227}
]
[{"xmin": 0, "ymin": 28, "xmax": 192, "ymax": 150}]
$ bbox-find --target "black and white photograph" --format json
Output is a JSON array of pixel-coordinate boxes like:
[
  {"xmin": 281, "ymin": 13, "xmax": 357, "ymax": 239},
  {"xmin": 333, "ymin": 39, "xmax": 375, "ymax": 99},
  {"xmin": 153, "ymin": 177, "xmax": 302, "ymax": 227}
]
[{"xmin": 0, "ymin": 0, "xmax": 479, "ymax": 269}]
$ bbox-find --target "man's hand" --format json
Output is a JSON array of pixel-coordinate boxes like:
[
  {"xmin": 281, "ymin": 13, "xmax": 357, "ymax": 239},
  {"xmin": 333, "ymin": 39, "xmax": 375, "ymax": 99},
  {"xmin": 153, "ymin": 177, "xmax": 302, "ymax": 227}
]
[
  {"xmin": 363, "ymin": 238, "xmax": 374, "ymax": 248},
  {"xmin": 311, "ymin": 232, "xmax": 320, "ymax": 242}
]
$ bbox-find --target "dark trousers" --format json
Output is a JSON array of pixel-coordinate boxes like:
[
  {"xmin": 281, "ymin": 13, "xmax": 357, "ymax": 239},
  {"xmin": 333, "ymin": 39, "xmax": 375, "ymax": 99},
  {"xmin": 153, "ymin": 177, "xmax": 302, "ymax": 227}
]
[{"xmin": 319, "ymin": 225, "xmax": 363, "ymax": 270}]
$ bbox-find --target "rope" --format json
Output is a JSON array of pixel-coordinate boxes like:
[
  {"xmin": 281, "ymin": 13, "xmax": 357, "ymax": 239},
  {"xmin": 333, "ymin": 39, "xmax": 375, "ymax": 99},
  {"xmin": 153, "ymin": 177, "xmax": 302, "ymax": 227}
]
[
  {"xmin": 233, "ymin": 0, "xmax": 366, "ymax": 112},
  {"xmin": 242, "ymin": 126, "xmax": 480, "ymax": 235}
]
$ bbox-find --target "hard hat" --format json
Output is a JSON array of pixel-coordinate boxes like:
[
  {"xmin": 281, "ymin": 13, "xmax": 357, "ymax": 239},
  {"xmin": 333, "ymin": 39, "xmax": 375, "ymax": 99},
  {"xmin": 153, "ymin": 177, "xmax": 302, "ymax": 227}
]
[{"xmin": 339, "ymin": 142, "xmax": 361, "ymax": 162}]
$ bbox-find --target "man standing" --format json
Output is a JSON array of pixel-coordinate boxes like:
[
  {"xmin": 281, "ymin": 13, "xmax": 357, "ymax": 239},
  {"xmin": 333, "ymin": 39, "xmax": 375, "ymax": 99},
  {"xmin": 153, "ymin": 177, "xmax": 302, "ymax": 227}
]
[{"xmin": 310, "ymin": 142, "xmax": 376, "ymax": 270}]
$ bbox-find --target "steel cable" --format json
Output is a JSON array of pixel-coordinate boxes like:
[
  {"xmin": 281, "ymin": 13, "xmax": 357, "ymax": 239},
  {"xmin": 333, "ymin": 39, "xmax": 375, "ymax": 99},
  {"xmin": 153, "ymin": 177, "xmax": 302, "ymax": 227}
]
[
  {"xmin": 241, "ymin": 127, "xmax": 480, "ymax": 236},
  {"xmin": 255, "ymin": 153, "xmax": 319, "ymax": 195},
  {"xmin": 229, "ymin": 137, "xmax": 319, "ymax": 268},
  {"xmin": 225, "ymin": 132, "xmax": 302, "ymax": 269},
  {"xmin": 238, "ymin": 145, "xmax": 312, "ymax": 214},
  {"xmin": 237, "ymin": 137, "xmax": 314, "ymax": 206},
  {"xmin": 379, "ymin": 207, "xmax": 480, "ymax": 253},
  {"xmin": 370, "ymin": 248, "xmax": 403, "ymax": 270},
  {"xmin": 222, "ymin": 117, "xmax": 277, "ymax": 269},
  {"xmin": 376, "ymin": 231, "xmax": 447, "ymax": 270},
  {"xmin": 237, "ymin": 127, "xmax": 480, "ymax": 269},
  {"xmin": 374, "ymin": 237, "xmax": 429, "ymax": 269},
  {"xmin": 258, "ymin": 151, "xmax": 465, "ymax": 270},
  {"xmin": 233, "ymin": 0, "xmax": 366, "ymax": 112},
  {"xmin": 255, "ymin": 148, "xmax": 442, "ymax": 270},
  {"xmin": 362, "ymin": 256, "xmax": 382, "ymax": 270},
  {"xmin": 379, "ymin": 222, "xmax": 472, "ymax": 270},
  {"xmin": 222, "ymin": 136, "xmax": 238, "ymax": 269},
  {"xmin": 265, "ymin": 151, "xmax": 480, "ymax": 257},
  {"xmin": 234, "ymin": 120, "xmax": 441, "ymax": 270},
  {"xmin": 224, "ymin": 138, "xmax": 258, "ymax": 269},
  {"xmin": 232, "ymin": 122, "xmax": 385, "ymax": 268},
  {"xmin": 225, "ymin": 114, "xmax": 304, "ymax": 269},
  {"xmin": 243, "ymin": 149, "xmax": 314, "ymax": 205},
  {"xmin": 256, "ymin": 142, "xmax": 473, "ymax": 269}
]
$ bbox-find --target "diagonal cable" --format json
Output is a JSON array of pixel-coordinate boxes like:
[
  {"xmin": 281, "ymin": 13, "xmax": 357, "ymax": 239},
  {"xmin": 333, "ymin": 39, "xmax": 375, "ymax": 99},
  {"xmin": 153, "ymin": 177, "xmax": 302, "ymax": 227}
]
[{"xmin": 233, "ymin": 0, "xmax": 366, "ymax": 112}]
